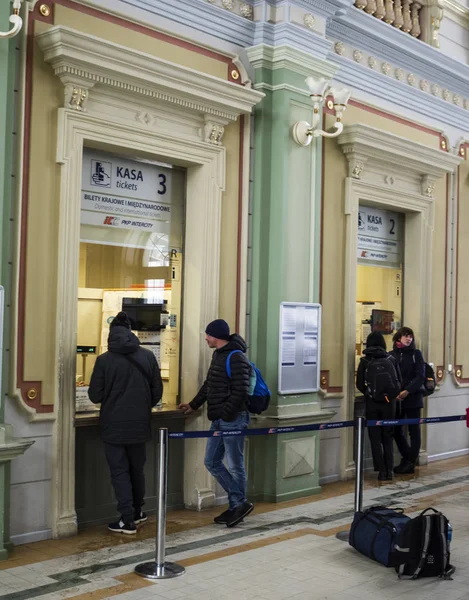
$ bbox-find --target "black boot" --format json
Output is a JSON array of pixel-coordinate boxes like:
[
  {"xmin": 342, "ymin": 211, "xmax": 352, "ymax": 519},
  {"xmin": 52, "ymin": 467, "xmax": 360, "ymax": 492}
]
[
  {"xmin": 394, "ymin": 459, "xmax": 415, "ymax": 474},
  {"xmin": 378, "ymin": 471, "xmax": 387, "ymax": 481}
]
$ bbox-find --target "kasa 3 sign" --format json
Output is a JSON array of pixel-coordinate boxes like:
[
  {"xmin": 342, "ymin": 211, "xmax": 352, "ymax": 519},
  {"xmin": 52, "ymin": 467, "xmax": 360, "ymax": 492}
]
[
  {"xmin": 81, "ymin": 150, "xmax": 172, "ymax": 239},
  {"xmin": 357, "ymin": 206, "xmax": 402, "ymax": 268}
]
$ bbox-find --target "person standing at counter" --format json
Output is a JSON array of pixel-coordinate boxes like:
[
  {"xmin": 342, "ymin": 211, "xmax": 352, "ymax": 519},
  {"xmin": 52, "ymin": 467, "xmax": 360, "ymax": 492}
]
[
  {"xmin": 88, "ymin": 311, "xmax": 163, "ymax": 534},
  {"xmin": 178, "ymin": 319, "xmax": 253, "ymax": 528},
  {"xmin": 390, "ymin": 326, "xmax": 425, "ymax": 475}
]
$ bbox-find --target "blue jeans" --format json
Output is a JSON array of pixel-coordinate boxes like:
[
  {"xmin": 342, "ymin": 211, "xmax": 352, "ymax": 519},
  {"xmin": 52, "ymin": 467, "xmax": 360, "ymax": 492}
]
[{"xmin": 204, "ymin": 411, "xmax": 250, "ymax": 510}]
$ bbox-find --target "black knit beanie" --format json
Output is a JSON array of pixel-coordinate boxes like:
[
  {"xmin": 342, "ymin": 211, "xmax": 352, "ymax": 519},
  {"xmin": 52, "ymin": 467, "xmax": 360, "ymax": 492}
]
[
  {"xmin": 366, "ymin": 331, "xmax": 387, "ymax": 350},
  {"xmin": 205, "ymin": 319, "xmax": 230, "ymax": 341},
  {"xmin": 110, "ymin": 311, "xmax": 131, "ymax": 330}
]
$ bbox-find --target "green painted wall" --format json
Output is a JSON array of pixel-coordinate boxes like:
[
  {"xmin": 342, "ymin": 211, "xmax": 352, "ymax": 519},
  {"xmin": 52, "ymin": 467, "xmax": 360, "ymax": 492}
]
[
  {"xmin": 0, "ymin": 0, "xmax": 18, "ymax": 559},
  {"xmin": 246, "ymin": 46, "xmax": 338, "ymax": 502}
]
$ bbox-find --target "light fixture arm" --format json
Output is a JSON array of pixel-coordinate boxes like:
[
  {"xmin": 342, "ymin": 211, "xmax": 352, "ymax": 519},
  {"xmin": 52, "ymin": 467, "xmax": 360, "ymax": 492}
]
[
  {"xmin": 0, "ymin": 1, "xmax": 23, "ymax": 39},
  {"xmin": 292, "ymin": 78, "xmax": 351, "ymax": 146}
]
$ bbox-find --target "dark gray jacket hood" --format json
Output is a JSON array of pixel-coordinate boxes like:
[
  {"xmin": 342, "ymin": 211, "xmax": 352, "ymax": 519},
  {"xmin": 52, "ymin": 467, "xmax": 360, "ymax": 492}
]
[{"xmin": 108, "ymin": 326, "xmax": 140, "ymax": 354}]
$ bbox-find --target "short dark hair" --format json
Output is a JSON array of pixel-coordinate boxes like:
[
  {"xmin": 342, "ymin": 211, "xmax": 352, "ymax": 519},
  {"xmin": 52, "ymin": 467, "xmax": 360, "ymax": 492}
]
[{"xmin": 393, "ymin": 326, "xmax": 414, "ymax": 343}]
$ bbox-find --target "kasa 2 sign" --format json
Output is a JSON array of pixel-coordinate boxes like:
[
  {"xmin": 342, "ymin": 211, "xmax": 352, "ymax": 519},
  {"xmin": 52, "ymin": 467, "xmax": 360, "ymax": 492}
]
[
  {"xmin": 357, "ymin": 206, "xmax": 402, "ymax": 268},
  {"xmin": 81, "ymin": 150, "xmax": 172, "ymax": 233}
]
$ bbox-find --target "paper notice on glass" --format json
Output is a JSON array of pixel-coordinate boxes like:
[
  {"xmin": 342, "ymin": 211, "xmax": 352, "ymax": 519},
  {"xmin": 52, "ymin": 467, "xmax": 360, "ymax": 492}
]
[
  {"xmin": 362, "ymin": 324, "xmax": 371, "ymax": 340},
  {"xmin": 304, "ymin": 307, "xmax": 318, "ymax": 334},
  {"xmin": 281, "ymin": 336, "xmax": 296, "ymax": 366},
  {"xmin": 303, "ymin": 336, "xmax": 317, "ymax": 365},
  {"xmin": 282, "ymin": 306, "xmax": 297, "ymax": 334}
]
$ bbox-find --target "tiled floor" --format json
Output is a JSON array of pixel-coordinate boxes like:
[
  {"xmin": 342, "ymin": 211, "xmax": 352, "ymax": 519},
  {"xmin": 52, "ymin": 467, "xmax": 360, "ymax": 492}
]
[{"xmin": 2, "ymin": 457, "xmax": 469, "ymax": 600}]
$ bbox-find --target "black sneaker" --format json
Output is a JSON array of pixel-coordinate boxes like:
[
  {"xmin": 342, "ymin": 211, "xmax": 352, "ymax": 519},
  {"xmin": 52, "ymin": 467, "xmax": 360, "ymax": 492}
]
[
  {"xmin": 134, "ymin": 511, "xmax": 148, "ymax": 525},
  {"xmin": 108, "ymin": 519, "xmax": 137, "ymax": 534},
  {"xmin": 226, "ymin": 502, "xmax": 254, "ymax": 528},
  {"xmin": 214, "ymin": 509, "xmax": 234, "ymax": 524}
]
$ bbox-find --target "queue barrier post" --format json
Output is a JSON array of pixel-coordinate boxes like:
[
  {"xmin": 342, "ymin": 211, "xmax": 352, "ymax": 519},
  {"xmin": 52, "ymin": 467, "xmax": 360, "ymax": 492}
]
[
  {"xmin": 135, "ymin": 428, "xmax": 185, "ymax": 580},
  {"xmin": 354, "ymin": 416, "xmax": 366, "ymax": 514},
  {"xmin": 336, "ymin": 416, "xmax": 366, "ymax": 542}
]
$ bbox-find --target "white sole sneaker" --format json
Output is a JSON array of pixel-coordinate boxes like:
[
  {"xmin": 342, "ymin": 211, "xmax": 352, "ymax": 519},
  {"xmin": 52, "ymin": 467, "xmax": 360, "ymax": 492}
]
[
  {"xmin": 108, "ymin": 520, "xmax": 137, "ymax": 534},
  {"xmin": 134, "ymin": 513, "xmax": 148, "ymax": 525}
]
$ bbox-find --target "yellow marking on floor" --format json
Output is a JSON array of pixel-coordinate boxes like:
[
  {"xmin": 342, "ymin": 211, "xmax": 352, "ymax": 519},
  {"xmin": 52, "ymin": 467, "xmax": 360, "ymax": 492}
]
[
  {"xmin": 178, "ymin": 528, "xmax": 314, "ymax": 566},
  {"xmin": 62, "ymin": 573, "xmax": 153, "ymax": 600}
]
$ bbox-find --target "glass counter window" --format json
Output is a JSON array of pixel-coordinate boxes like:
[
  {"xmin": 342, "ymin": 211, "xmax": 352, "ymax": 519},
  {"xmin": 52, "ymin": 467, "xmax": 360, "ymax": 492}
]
[{"xmin": 76, "ymin": 148, "xmax": 185, "ymax": 413}]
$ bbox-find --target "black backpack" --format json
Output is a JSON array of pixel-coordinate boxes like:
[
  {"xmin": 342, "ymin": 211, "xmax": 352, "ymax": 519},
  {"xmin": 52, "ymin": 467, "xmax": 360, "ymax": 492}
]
[
  {"xmin": 365, "ymin": 356, "xmax": 401, "ymax": 403},
  {"xmin": 422, "ymin": 362, "xmax": 436, "ymax": 396},
  {"xmin": 393, "ymin": 508, "xmax": 455, "ymax": 579}
]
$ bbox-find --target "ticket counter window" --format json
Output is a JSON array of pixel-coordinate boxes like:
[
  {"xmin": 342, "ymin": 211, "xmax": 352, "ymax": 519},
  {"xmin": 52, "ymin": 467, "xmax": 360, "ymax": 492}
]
[
  {"xmin": 75, "ymin": 149, "xmax": 185, "ymax": 412},
  {"xmin": 355, "ymin": 206, "xmax": 404, "ymax": 370}
]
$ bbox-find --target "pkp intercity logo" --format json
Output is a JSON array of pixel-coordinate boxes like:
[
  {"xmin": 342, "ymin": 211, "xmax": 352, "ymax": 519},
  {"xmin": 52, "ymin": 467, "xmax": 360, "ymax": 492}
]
[
  {"xmin": 103, "ymin": 216, "xmax": 120, "ymax": 226},
  {"xmin": 91, "ymin": 160, "xmax": 111, "ymax": 187}
]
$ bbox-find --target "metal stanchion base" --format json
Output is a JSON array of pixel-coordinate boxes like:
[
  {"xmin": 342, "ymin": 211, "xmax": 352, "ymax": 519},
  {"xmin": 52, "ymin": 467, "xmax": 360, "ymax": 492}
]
[
  {"xmin": 335, "ymin": 530, "xmax": 350, "ymax": 542},
  {"xmin": 135, "ymin": 561, "xmax": 185, "ymax": 580}
]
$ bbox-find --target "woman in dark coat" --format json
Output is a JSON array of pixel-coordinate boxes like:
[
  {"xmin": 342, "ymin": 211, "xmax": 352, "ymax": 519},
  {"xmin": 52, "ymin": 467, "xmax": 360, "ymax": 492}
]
[
  {"xmin": 356, "ymin": 332, "xmax": 401, "ymax": 481},
  {"xmin": 390, "ymin": 326, "xmax": 425, "ymax": 475}
]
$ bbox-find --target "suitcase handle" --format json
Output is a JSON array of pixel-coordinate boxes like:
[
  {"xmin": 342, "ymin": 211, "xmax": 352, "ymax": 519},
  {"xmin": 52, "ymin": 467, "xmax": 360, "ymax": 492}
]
[{"xmin": 368, "ymin": 505, "xmax": 404, "ymax": 514}]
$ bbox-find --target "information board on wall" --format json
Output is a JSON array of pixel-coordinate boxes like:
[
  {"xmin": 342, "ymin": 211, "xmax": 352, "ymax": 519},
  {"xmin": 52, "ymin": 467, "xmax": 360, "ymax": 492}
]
[
  {"xmin": 357, "ymin": 206, "xmax": 403, "ymax": 268},
  {"xmin": 278, "ymin": 302, "xmax": 321, "ymax": 394},
  {"xmin": 81, "ymin": 149, "xmax": 173, "ymax": 249}
]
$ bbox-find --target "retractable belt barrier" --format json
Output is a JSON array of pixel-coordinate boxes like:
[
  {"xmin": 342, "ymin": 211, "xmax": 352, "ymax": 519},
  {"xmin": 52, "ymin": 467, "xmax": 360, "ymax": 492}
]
[
  {"xmin": 167, "ymin": 414, "xmax": 467, "ymax": 439},
  {"xmin": 135, "ymin": 412, "xmax": 468, "ymax": 580}
]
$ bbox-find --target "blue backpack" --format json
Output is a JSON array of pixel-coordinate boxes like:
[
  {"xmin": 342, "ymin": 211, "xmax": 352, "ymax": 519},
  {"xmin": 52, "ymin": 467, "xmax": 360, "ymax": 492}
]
[{"xmin": 226, "ymin": 350, "xmax": 271, "ymax": 415}]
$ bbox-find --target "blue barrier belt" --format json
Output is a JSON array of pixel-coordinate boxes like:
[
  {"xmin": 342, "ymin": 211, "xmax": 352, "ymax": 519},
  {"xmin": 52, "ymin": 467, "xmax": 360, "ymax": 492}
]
[
  {"xmin": 367, "ymin": 414, "xmax": 466, "ymax": 427},
  {"xmin": 167, "ymin": 414, "xmax": 466, "ymax": 439}
]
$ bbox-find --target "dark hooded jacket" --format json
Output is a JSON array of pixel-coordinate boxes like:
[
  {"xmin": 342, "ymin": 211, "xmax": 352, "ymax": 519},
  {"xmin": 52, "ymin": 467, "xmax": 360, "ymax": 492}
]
[
  {"xmin": 88, "ymin": 325, "xmax": 163, "ymax": 444},
  {"xmin": 356, "ymin": 346, "xmax": 401, "ymax": 401},
  {"xmin": 390, "ymin": 340, "xmax": 425, "ymax": 409},
  {"xmin": 189, "ymin": 334, "xmax": 250, "ymax": 421}
]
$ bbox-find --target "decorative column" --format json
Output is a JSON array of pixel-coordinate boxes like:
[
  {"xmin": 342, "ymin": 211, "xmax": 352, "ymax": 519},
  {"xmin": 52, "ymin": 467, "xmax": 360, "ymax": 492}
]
[{"xmin": 245, "ymin": 45, "xmax": 337, "ymax": 502}]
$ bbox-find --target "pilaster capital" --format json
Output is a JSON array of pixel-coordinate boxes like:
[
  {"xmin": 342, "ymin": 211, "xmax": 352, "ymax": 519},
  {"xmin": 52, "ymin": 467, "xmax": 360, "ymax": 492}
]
[{"xmin": 246, "ymin": 44, "xmax": 338, "ymax": 79}]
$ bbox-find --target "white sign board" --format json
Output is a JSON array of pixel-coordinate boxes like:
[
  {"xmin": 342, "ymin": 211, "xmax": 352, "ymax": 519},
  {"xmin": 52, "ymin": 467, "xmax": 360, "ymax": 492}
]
[
  {"xmin": 357, "ymin": 206, "xmax": 402, "ymax": 268},
  {"xmin": 278, "ymin": 302, "xmax": 321, "ymax": 394},
  {"xmin": 81, "ymin": 149, "xmax": 173, "ymax": 248}
]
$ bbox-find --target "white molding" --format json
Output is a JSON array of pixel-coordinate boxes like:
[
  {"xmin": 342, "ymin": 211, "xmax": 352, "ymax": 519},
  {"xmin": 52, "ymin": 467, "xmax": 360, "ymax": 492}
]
[
  {"xmin": 52, "ymin": 108, "xmax": 228, "ymax": 536},
  {"xmin": 36, "ymin": 26, "xmax": 264, "ymax": 122},
  {"xmin": 337, "ymin": 124, "xmax": 462, "ymax": 181},
  {"xmin": 443, "ymin": 0, "xmax": 469, "ymax": 28},
  {"xmin": 428, "ymin": 448, "xmax": 469, "ymax": 461},
  {"xmin": 254, "ymin": 81, "xmax": 310, "ymax": 95}
]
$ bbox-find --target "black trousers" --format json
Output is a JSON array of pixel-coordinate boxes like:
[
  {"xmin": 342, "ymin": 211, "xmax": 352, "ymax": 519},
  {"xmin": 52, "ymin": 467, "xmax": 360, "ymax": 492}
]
[
  {"xmin": 366, "ymin": 399, "xmax": 396, "ymax": 474},
  {"xmin": 104, "ymin": 442, "xmax": 146, "ymax": 521},
  {"xmin": 394, "ymin": 406, "xmax": 421, "ymax": 463}
]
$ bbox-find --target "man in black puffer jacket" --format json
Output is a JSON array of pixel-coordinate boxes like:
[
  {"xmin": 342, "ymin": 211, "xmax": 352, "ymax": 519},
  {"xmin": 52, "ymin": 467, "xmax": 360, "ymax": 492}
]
[
  {"xmin": 88, "ymin": 311, "xmax": 163, "ymax": 534},
  {"xmin": 178, "ymin": 319, "xmax": 253, "ymax": 528}
]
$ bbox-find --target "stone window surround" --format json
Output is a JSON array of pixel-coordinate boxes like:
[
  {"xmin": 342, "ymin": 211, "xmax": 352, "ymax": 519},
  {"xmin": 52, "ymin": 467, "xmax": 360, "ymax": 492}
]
[{"xmin": 34, "ymin": 25, "xmax": 263, "ymax": 537}]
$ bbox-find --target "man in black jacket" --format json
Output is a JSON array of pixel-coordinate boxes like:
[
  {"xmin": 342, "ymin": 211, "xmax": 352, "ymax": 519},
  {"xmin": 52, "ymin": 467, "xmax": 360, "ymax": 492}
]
[
  {"xmin": 88, "ymin": 311, "xmax": 163, "ymax": 534},
  {"xmin": 178, "ymin": 319, "xmax": 253, "ymax": 528}
]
